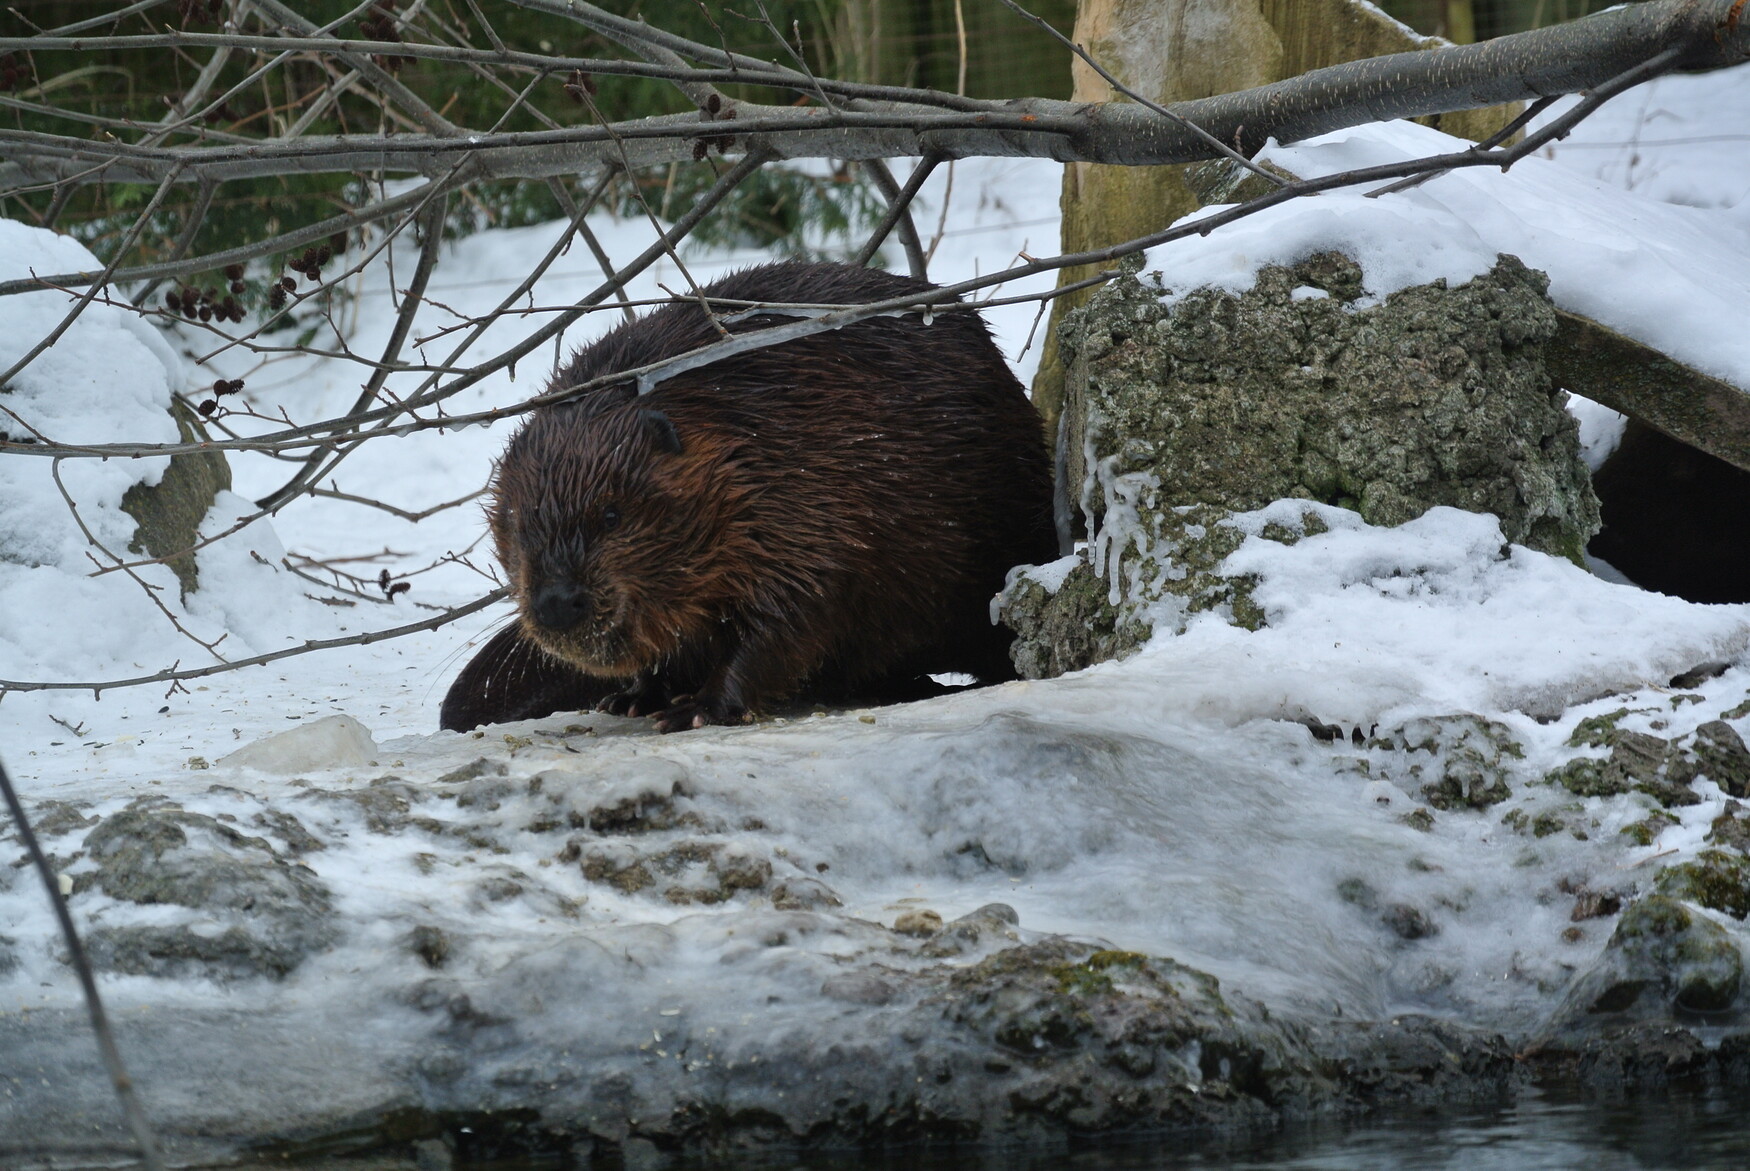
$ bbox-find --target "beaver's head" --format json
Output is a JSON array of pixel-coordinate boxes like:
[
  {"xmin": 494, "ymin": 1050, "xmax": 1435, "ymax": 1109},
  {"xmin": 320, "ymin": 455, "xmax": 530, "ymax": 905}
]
[{"xmin": 489, "ymin": 397, "xmax": 739, "ymax": 676}]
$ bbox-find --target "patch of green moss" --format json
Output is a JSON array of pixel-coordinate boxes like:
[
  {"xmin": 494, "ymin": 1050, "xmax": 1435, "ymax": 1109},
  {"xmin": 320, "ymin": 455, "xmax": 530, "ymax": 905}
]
[
  {"xmin": 1531, "ymin": 812, "xmax": 1569, "ymax": 839},
  {"xmin": 1546, "ymin": 757, "xmax": 1625, "ymax": 798},
  {"xmin": 1049, "ymin": 962, "xmax": 1116, "ymax": 998},
  {"xmin": 1670, "ymin": 694, "xmax": 1706, "ymax": 709},
  {"xmin": 1620, "ymin": 810, "xmax": 1680, "ymax": 847}
]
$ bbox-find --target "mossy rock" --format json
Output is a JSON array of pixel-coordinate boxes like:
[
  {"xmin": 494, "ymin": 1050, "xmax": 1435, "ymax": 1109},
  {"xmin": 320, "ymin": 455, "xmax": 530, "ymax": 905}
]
[
  {"xmin": 119, "ymin": 397, "xmax": 232, "ymax": 597},
  {"xmin": 999, "ymin": 503, "xmax": 1319, "ymax": 680},
  {"xmin": 1690, "ymin": 721, "xmax": 1750, "ymax": 799},
  {"xmin": 1057, "ymin": 252, "xmax": 1598, "ymax": 564},
  {"xmin": 1655, "ymin": 850, "xmax": 1750, "ymax": 920},
  {"xmin": 1554, "ymin": 894, "xmax": 1743, "ymax": 1021},
  {"xmin": 1362, "ymin": 715, "xmax": 1522, "ymax": 812}
]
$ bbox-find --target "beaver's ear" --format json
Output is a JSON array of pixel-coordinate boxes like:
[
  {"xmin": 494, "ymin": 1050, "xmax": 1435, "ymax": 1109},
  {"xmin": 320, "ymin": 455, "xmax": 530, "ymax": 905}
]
[{"xmin": 641, "ymin": 409, "xmax": 683, "ymax": 455}]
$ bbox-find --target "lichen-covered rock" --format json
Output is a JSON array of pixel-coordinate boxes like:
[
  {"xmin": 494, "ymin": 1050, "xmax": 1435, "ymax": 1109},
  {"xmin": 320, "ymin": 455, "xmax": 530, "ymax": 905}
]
[
  {"xmin": 1004, "ymin": 252, "xmax": 1598, "ymax": 679},
  {"xmin": 76, "ymin": 804, "xmax": 337, "ymax": 980},
  {"xmin": 1690, "ymin": 720, "xmax": 1750, "ymax": 798},
  {"xmin": 1709, "ymin": 801, "xmax": 1750, "ymax": 852},
  {"xmin": 1552, "ymin": 895, "xmax": 1743, "ymax": 1021},
  {"xmin": 999, "ymin": 503, "xmax": 1315, "ymax": 678},
  {"xmin": 1544, "ymin": 715, "xmax": 1738, "ymax": 808},
  {"xmin": 1059, "ymin": 252, "xmax": 1597, "ymax": 559}
]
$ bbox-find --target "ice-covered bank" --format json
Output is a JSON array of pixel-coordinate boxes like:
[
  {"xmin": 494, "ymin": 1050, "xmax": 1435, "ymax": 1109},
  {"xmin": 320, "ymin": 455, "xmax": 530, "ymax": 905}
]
[{"xmin": 5, "ymin": 503, "xmax": 1750, "ymax": 1163}]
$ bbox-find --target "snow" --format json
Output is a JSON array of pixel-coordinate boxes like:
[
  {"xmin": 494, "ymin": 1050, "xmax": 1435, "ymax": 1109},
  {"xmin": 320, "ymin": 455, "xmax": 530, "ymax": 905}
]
[
  {"xmin": 1143, "ymin": 80, "xmax": 1750, "ymax": 392},
  {"xmin": 1, "ymin": 61, "xmax": 1749, "ymax": 1141}
]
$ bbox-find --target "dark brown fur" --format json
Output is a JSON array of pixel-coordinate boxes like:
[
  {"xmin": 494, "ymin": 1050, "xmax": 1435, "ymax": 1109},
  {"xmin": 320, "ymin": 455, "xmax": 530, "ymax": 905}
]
[{"xmin": 441, "ymin": 261, "xmax": 1056, "ymax": 733}]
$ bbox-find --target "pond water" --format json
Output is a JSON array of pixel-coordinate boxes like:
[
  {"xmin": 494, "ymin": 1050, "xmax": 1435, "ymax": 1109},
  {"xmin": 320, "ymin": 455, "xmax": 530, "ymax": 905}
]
[{"xmin": 448, "ymin": 1084, "xmax": 1750, "ymax": 1170}]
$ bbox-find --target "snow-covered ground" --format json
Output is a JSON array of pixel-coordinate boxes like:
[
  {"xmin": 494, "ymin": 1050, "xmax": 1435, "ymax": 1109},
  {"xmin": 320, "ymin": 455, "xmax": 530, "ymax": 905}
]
[{"xmin": 1, "ymin": 61, "xmax": 1748, "ymax": 1157}]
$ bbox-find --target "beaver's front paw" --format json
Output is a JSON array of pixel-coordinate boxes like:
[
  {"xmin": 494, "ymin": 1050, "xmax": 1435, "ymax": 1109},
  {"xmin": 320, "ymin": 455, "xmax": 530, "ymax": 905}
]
[{"xmin": 653, "ymin": 695, "xmax": 748, "ymax": 733}]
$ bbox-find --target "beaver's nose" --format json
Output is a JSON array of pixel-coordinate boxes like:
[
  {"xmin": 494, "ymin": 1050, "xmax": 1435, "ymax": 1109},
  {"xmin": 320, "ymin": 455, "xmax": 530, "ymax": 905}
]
[{"xmin": 530, "ymin": 581, "xmax": 591, "ymax": 630}]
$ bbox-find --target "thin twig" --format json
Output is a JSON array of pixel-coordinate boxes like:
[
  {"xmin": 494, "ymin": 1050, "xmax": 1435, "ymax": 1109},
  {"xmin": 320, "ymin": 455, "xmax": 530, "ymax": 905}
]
[{"xmin": 0, "ymin": 589, "xmax": 509, "ymax": 695}]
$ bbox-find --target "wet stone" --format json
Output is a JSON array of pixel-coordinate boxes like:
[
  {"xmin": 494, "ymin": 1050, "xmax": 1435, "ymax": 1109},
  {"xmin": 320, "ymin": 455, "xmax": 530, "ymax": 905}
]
[
  {"xmin": 1367, "ymin": 716, "xmax": 1521, "ymax": 811},
  {"xmin": 1569, "ymin": 888, "xmax": 1624, "ymax": 922},
  {"xmin": 436, "ymin": 757, "xmax": 508, "ymax": 785},
  {"xmin": 821, "ymin": 972, "xmax": 899, "ymax": 1005},
  {"xmin": 769, "ymin": 876, "xmax": 842, "ymax": 911},
  {"xmin": 22, "ymin": 800, "xmax": 96, "ymax": 839},
  {"xmin": 1654, "ymin": 850, "xmax": 1750, "ymax": 919},
  {"xmin": 297, "ymin": 777, "xmax": 424, "ymax": 834},
  {"xmin": 893, "ymin": 909, "xmax": 944, "ymax": 937},
  {"xmin": 250, "ymin": 808, "xmax": 325, "ymax": 855},
  {"xmin": 1555, "ymin": 895, "xmax": 1743, "ymax": 1020},
  {"xmin": 409, "ymin": 924, "xmax": 450, "ymax": 969},
  {"xmin": 1707, "ymin": 801, "xmax": 1750, "ymax": 852}
]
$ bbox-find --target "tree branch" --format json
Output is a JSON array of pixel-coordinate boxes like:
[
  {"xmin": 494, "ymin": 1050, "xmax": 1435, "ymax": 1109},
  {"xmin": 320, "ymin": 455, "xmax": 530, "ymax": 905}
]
[{"xmin": 3, "ymin": 0, "xmax": 1742, "ymax": 195}]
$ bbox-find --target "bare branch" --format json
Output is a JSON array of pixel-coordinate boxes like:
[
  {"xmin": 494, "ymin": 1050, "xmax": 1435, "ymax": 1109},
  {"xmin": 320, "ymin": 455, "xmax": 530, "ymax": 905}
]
[
  {"xmin": 256, "ymin": 190, "xmax": 453, "ymax": 510},
  {"xmin": 0, "ymin": 589, "xmax": 510, "ymax": 696},
  {"xmin": 857, "ymin": 156, "xmax": 931, "ymax": 278},
  {"xmin": 3, "ymin": 0, "xmax": 1742, "ymax": 196}
]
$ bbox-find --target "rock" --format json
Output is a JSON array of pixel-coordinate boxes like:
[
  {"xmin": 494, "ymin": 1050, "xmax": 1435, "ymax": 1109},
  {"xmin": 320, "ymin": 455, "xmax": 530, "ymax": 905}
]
[
  {"xmin": 409, "ymin": 925, "xmax": 451, "ymax": 969},
  {"xmin": 436, "ymin": 757, "xmax": 508, "ymax": 785},
  {"xmin": 1005, "ymin": 253, "xmax": 1598, "ymax": 676},
  {"xmin": 1545, "ymin": 720, "xmax": 1709, "ymax": 808},
  {"xmin": 1553, "ymin": 895, "xmax": 1743, "ymax": 1021},
  {"xmin": 1654, "ymin": 850, "xmax": 1750, "ymax": 920},
  {"xmin": 1691, "ymin": 720, "xmax": 1750, "ymax": 798},
  {"xmin": 21, "ymin": 799, "xmax": 97, "ymax": 838},
  {"xmin": 1369, "ymin": 715, "xmax": 1521, "ymax": 811},
  {"xmin": 892, "ymin": 908, "xmax": 944, "ymax": 937},
  {"xmin": 76, "ymin": 805, "xmax": 336, "ymax": 980},
  {"xmin": 1708, "ymin": 801, "xmax": 1750, "ymax": 852},
  {"xmin": 218, "ymin": 714, "xmax": 378, "ymax": 773},
  {"xmin": 119, "ymin": 397, "xmax": 232, "ymax": 597},
  {"xmin": 1059, "ymin": 252, "xmax": 1596, "ymax": 560},
  {"xmin": 769, "ymin": 875, "xmax": 841, "ymax": 911}
]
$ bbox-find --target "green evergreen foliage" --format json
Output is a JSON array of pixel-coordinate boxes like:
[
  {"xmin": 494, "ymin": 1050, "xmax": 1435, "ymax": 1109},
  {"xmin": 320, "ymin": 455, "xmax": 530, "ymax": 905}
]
[{"xmin": 1, "ymin": 1, "xmax": 1074, "ymax": 284}]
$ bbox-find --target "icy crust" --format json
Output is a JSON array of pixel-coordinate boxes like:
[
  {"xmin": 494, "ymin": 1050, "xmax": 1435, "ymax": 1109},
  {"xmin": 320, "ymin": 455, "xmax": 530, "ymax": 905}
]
[{"xmin": 5, "ymin": 608, "xmax": 1750, "ymax": 1159}]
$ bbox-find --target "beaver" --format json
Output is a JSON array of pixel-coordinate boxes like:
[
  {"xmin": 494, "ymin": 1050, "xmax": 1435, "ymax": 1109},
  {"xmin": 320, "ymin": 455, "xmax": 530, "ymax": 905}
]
[{"xmin": 440, "ymin": 260, "xmax": 1057, "ymax": 733}]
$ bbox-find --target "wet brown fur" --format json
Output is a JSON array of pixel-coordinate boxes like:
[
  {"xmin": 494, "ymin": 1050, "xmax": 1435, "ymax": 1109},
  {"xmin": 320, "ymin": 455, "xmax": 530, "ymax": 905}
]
[{"xmin": 441, "ymin": 261, "xmax": 1056, "ymax": 733}]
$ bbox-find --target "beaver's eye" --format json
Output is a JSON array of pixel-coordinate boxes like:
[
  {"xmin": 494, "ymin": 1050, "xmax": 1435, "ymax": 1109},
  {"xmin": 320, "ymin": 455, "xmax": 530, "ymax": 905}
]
[{"xmin": 601, "ymin": 505, "xmax": 621, "ymax": 532}]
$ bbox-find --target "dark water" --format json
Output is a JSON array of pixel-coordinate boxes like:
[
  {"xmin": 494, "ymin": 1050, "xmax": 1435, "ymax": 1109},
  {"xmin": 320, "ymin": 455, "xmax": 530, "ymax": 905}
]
[{"xmin": 455, "ymin": 1085, "xmax": 1750, "ymax": 1170}]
